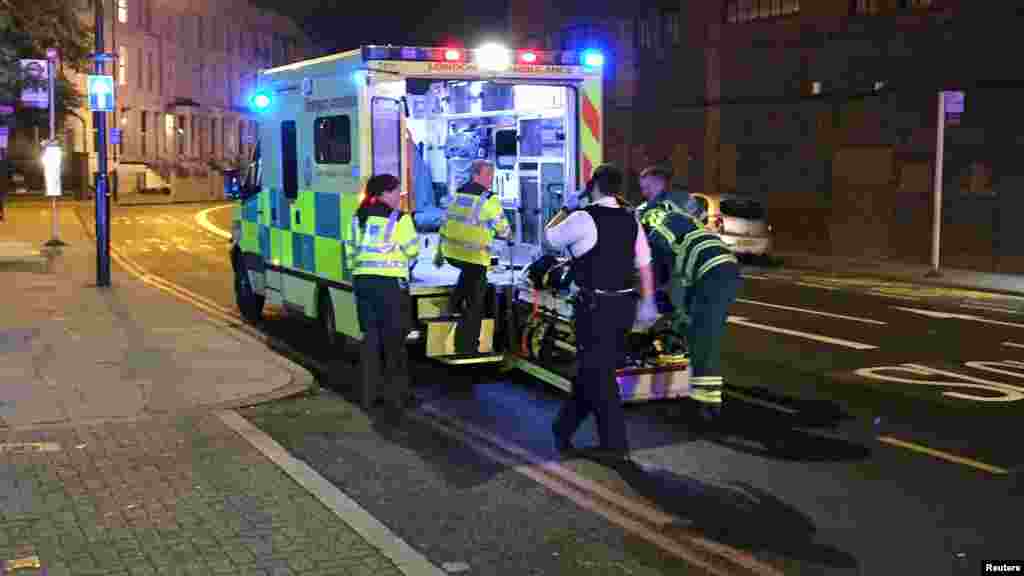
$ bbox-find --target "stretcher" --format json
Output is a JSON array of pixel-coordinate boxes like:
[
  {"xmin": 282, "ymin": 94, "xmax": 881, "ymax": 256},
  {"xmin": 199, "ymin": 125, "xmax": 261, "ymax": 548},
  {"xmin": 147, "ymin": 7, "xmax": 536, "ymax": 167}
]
[{"xmin": 410, "ymin": 244, "xmax": 693, "ymax": 403}]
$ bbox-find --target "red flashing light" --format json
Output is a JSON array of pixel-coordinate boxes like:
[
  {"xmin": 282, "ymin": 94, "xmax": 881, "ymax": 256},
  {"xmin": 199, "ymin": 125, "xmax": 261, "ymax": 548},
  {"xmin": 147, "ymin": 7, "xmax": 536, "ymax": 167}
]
[
  {"xmin": 520, "ymin": 51, "xmax": 537, "ymax": 63},
  {"xmin": 444, "ymin": 49, "xmax": 462, "ymax": 61}
]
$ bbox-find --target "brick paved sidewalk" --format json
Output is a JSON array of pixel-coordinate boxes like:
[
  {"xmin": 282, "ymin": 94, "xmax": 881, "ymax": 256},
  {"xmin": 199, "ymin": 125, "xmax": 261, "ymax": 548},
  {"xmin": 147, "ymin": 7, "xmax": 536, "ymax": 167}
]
[
  {"xmin": 0, "ymin": 204, "xmax": 444, "ymax": 575},
  {"xmin": 1, "ymin": 412, "xmax": 410, "ymax": 576}
]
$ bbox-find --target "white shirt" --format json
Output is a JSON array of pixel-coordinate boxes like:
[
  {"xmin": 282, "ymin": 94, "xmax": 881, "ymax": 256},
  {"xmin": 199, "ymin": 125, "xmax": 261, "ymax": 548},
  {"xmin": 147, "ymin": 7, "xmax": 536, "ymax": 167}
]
[{"xmin": 544, "ymin": 196, "xmax": 652, "ymax": 268}]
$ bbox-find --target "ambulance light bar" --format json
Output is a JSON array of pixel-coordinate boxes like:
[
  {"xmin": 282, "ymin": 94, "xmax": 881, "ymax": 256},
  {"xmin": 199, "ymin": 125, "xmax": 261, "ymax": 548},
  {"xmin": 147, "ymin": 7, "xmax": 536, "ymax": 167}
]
[{"xmin": 361, "ymin": 45, "xmax": 599, "ymax": 68}]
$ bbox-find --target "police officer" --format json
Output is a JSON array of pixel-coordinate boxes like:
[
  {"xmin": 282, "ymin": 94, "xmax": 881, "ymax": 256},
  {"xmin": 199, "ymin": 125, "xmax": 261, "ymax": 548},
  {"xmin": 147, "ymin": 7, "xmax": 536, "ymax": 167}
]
[
  {"xmin": 636, "ymin": 165, "xmax": 740, "ymax": 423},
  {"xmin": 347, "ymin": 174, "xmax": 420, "ymax": 410},
  {"xmin": 545, "ymin": 164, "xmax": 658, "ymax": 459},
  {"xmin": 435, "ymin": 159, "xmax": 511, "ymax": 354}
]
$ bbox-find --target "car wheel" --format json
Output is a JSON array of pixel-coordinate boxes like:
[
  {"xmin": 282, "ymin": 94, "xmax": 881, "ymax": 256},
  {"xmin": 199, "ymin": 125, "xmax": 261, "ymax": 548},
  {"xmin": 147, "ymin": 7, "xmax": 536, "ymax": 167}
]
[{"xmin": 234, "ymin": 260, "xmax": 264, "ymax": 322}]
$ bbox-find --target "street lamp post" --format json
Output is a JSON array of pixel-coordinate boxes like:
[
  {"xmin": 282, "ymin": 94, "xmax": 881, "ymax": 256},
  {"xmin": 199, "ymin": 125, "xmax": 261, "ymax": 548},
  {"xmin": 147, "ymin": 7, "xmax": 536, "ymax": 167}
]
[{"xmin": 94, "ymin": 0, "xmax": 111, "ymax": 286}]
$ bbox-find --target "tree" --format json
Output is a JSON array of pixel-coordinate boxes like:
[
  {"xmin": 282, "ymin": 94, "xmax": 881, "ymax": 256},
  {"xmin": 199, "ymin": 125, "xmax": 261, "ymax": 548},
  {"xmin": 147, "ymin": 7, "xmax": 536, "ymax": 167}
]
[{"xmin": 0, "ymin": 0, "xmax": 92, "ymax": 135}]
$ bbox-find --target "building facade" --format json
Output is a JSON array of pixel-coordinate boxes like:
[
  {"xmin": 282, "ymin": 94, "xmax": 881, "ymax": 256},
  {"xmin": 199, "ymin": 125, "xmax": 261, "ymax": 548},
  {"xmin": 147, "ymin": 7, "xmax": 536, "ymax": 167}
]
[
  {"xmin": 69, "ymin": 0, "xmax": 318, "ymax": 202},
  {"xmin": 511, "ymin": 1, "xmax": 1024, "ymax": 274}
]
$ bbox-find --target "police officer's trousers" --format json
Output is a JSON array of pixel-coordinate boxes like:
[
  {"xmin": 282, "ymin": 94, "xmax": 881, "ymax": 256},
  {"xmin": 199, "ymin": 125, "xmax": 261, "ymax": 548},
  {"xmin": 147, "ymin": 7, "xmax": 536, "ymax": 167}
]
[
  {"xmin": 448, "ymin": 259, "xmax": 488, "ymax": 354},
  {"xmin": 686, "ymin": 262, "xmax": 741, "ymax": 407},
  {"xmin": 354, "ymin": 275, "xmax": 411, "ymax": 409},
  {"xmin": 553, "ymin": 289, "xmax": 635, "ymax": 453}
]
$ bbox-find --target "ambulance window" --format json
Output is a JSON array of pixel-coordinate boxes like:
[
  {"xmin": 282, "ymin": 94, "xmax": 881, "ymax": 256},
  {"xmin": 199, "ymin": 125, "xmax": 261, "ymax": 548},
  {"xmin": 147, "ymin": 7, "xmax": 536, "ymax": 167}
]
[
  {"xmin": 314, "ymin": 115, "xmax": 351, "ymax": 164},
  {"xmin": 281, "ymin": 120, "xmax": 298, "ymax": 199},
  {"xmin": 372, "ymin": 97, "xmax": 401, "ymax": 180}
]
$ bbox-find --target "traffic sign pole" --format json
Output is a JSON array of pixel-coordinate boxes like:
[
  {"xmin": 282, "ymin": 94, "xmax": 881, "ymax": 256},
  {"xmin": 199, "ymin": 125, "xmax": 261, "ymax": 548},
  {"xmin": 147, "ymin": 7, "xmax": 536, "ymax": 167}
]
[{"xmin": 93, "ymin": 0, "xmax": 110, "ymax": 286}]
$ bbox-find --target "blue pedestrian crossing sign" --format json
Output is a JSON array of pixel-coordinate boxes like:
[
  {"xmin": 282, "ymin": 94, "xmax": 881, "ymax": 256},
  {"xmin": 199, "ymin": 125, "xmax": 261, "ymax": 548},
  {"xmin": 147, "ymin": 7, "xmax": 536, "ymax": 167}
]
[{"xmin": 87, "ymin": 75, "xmax": 115, "ymax": 112}]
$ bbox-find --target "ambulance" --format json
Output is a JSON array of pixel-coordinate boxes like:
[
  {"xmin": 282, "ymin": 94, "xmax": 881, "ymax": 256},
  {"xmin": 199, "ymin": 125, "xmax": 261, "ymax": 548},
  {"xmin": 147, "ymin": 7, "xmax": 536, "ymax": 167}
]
[{"xmin": 230, "ymin": 43, "xmax": 691, "ymax": 403}]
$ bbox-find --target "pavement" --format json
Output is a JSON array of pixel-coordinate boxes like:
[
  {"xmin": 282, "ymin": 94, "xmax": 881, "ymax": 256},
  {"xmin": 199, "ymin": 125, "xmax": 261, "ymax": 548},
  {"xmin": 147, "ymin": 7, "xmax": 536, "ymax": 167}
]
[
  {"xmin": 0, "ymin": 202, "xmax": 446, "ymax": 575},
  {"xmin": 773, "ymin": 250, "xmax": 1024, "ymax": 298}
]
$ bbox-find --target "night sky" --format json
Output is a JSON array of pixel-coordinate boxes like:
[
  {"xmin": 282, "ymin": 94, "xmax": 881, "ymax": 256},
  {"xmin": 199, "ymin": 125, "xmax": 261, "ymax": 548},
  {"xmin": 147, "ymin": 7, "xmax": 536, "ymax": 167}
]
[{"xmin": 252, "ymin": 0, "xmax": 511, "ymax": 55}]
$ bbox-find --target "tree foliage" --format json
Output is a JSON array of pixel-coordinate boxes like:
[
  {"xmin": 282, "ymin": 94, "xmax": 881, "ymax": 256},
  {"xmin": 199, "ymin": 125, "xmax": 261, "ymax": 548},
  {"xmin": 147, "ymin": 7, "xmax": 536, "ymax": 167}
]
[{"xmin": 0, "ymin": 0, "xmax": 93, "ymax": 131}]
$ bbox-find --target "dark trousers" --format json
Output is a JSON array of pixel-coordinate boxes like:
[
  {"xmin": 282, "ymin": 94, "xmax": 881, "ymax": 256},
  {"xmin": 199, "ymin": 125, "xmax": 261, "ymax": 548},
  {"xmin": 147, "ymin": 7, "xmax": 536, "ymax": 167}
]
[
  {"xmin": 687, "ymin": 262, "xmax": 741, "ymax": 378},
  {"xmin": 553, "ymin": 290, "xmax": 635, "ymax": 452},
  {"xmin": 448, "ymin": 259, "xmax": 488, "ymax": 354},
  {"xmin": 354, "ymin": 275, "xmax": 411, "ymax": 408}
]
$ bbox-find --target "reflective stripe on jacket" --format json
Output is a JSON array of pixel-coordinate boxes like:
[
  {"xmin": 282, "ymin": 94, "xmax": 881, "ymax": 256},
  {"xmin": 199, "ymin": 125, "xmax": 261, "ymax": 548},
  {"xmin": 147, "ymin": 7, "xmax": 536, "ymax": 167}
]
[
  {"xmin": 439, "ymin": 190, "xmax": 510, "ymax": 267},
  {"xmin": 638, "ymin": 197, "xmax": 736, "ymax": 288},
  {"xmin": 346, "ymin": 208, "xmax": 419, "ymax": 279}
]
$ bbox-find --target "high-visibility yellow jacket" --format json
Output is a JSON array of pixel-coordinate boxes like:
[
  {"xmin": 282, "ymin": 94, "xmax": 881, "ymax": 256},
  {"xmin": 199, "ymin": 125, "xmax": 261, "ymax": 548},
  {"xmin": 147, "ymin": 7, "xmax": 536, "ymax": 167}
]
[
  {"xmin": 346, "ymin": 204, "xmax": 419, "ymax": 280},
  {"xmin": 439, "ymin": 182, "xmax": 511, "ymax": 267}
]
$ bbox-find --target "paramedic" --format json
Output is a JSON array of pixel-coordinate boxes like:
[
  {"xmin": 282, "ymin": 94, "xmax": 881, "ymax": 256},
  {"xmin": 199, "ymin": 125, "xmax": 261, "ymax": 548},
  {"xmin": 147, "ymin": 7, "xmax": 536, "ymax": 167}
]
[
  {"xmin": 347, "ymin": 174, "xmax": 420, "ymax": 410},
  {"xmin": 637, "ymin": 165, "xmax": 740, "ymax": 423},
  {"xmin": 435, "ymin": 159, "xmax": 511, "ymax": 354},
  {"xmin": 545, "ymin": 163, "xmax": 658, "ymax": 459}
]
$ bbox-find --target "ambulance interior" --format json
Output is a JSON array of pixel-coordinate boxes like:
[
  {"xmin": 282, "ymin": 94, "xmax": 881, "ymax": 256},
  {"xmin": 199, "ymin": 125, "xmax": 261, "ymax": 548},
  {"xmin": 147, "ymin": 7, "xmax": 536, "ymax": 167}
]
[{"xmin": 371, "ymin": 78, "xmax": 576, "ymax": 287}]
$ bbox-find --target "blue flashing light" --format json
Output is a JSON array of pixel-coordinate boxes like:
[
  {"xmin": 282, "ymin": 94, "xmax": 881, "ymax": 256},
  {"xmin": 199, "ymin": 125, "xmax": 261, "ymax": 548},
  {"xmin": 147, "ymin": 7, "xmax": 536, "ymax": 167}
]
[
  {"xmin": 582, "ymin": 50, "xmax": 604, "ymax": 68},
  {"xmin": 250, "ymin": 91, "xmax": 271, "ymax": 112}
]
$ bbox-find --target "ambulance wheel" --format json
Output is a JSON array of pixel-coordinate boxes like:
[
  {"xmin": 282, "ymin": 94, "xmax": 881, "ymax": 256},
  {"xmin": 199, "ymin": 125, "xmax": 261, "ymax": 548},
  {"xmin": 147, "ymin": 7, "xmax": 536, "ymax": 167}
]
[
  {"xmin": 319, "ymin": 290, "xmax": 339, "ymax": 350},
  {"xmin": 234, "ymin": 262, "xmax": 264, "ymax": 322}
]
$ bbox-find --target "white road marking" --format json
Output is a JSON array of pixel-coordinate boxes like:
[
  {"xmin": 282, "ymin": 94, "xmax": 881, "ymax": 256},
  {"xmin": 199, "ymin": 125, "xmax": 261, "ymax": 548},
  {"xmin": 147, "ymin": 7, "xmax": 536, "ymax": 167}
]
[
  {"xmin": 741, "ymin": 273, "xmax": 772, "ymax": 280},
  {"xmin": 855, "ymin": 363, "xmax": 1024, "ymax": 402},
  {"xmin": 960, "ymin": 303, "xmax": 1019, "ymax": 315},
  {"xmin": 1001, "ymin": 342, "xmax": 1024, "ymax": 350},
  {"xmin": 727, "ymin": 316, "xmax": 878, "ymax": 350},
  {"xmin": 195, "ymin": 204, "xmax": 233, "ymax": 240},
  {"xmin": 734, "ymin": 298, "xmax": 887, "ymax": 325},
  {"xmin": 892, "ymin": 306, "xmax": 1024, "ymax": 329},
  {"xmin": 795, "ymin": 281, "xmax": 840, "ymax": 291}
]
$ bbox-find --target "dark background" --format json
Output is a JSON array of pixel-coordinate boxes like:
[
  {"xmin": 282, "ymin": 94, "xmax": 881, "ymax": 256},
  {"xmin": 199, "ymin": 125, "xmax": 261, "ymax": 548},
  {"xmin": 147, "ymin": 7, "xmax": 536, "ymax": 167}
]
[{"xmin": 252, "ymin": 0, "xmax": 511, "ymax": 54}]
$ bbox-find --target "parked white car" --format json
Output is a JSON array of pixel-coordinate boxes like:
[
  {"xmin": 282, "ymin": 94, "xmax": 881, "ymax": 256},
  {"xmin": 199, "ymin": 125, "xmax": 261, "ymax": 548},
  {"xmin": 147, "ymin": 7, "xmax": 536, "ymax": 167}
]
[{"xmin": 689, "ymin": 193, "xmax": 773, "ymax": 259}]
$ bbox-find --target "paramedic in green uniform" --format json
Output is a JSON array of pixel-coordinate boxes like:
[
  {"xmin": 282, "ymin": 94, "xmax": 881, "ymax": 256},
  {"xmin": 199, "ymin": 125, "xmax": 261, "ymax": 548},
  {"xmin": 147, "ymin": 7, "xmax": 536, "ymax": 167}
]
[
  {"xmin": 637, "ymin": 165, "xmax": 740, "ymax": 423},
  {"xmin": 347, "ymin": 174, "xmax": 420, "ymax": 410}
]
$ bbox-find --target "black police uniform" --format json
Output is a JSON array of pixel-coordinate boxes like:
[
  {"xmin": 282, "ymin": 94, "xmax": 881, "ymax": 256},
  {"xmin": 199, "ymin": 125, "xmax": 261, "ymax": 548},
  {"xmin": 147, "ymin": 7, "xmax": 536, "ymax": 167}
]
[{"xmin": 552, "ymin": 203, "xmax": 638, "ymax": 455}]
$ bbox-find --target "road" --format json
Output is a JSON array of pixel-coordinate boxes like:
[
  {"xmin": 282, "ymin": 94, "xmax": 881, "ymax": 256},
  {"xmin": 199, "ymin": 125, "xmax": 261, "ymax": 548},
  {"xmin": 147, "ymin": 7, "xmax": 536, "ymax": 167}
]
[{"xmin": 80, "ymin": 202, "xmax": 1024, "ymax": 575}]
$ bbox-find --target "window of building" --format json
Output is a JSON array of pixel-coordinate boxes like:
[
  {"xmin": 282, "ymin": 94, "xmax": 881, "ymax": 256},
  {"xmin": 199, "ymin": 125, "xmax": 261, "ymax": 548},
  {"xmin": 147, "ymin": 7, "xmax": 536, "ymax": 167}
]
[
  {"xmin": 637, "ymin": 17, "xmax": 652, "ymax": 49},
  {"xmin": 618, "ymin": 19, "xmax": 634, "ymax": 54},
  {"xmin": 727, "ymin": 0, "xmax": 800, "ymax": 23},
  {"xmin": 238, "ymin": 28, "xmax": 245, "ymax": 55},
  {"xmin": 147, "ymin": 51, "xmax": 153, "ymax": 93},
  {"xmin": 211, "ymin": 117, "xmax": 217, "ymax": 158},
  {"xmin": 197, "ymin": 15, "xmax": 204, "ymax": 49},
  {"xmin": 663, "ymin": 10, "xmax": 681, "ymax": 46},
  {"xmin": 905, "ymin": 0, "xmax": 932, "ymax": 7},
  {"xmin": 226, "ymin": 25, "xmax": 233, "ymax": 54},
  {"xmin": 118, "ymin": 45, "xmax": 127, "ymax": 85},
  {"xmin": 281, "ymin": 120, "xmax": 298, "ymax": 199},
  {"xmin": 198, "ymin": 62, "xmax": 205, "ymax": 94},
  {"xmin": 136, "ymin": 47, "xmax": 143, "ymax": 88},
  {"xmin": 314, "ymin": 115, "xmax": 352, "ymax": 164},
  {"xmin": 140, "ymin": 110, "xmax": 147, "ymax": 157},
  {"xmin": 855, "ymin": 0, "xmax": 882, "ymax": 14},
  {"xmin": 960, "ymin": 161, "xmax": 994, "ymax": 197},
  {"xmin": 145, "ymin": 0, "xmax": 152, "ymax": 31},
  {"xmin": 117, "ymin": 0, "xmax": 127, "ymax": 24},
  {"xmin": 177, "ymin": 115, "xmax": 185, "ymax": 155}
]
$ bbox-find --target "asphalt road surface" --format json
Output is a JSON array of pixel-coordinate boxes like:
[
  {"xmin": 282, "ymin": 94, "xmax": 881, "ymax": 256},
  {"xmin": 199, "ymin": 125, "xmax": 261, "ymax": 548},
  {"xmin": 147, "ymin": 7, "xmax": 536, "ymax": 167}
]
[{"xmin": 81, "ymin": 202, "xmax": 1024, "ymax": 575}]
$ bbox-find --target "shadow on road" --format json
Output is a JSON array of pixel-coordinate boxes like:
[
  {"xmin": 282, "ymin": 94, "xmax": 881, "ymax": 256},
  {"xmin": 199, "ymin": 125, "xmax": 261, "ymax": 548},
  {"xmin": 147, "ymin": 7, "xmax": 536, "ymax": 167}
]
[{"xmin": 606, "ymin": 458, "xmax": 860, "ymax": 573}]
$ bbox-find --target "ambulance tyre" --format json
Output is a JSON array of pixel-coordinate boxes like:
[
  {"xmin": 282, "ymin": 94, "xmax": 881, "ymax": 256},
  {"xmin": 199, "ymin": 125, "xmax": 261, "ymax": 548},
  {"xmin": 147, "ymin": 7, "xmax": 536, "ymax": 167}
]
[
  {"xmin": 233, "ymin": 256, "xmax": 264, "ymax": 323},
  {"xmin": 319, "ymin": 289, "xmax": 339, "ymax": 350}
]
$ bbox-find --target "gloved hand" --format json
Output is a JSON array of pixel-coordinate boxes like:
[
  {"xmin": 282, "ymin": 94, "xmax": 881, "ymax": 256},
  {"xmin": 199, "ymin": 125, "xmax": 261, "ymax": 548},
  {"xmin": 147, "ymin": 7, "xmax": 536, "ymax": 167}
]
[
  {"xmin": 562, "ymin": 189, "xmax": 582, "ymax": 211},
  {"xmin": 433, "ymin": 250, "xmax": 445, "ymax": 268},
  {"xmin": 635, "ymin": 295, "xmax": 659, "ymax": 330}
]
